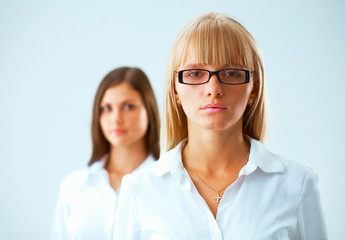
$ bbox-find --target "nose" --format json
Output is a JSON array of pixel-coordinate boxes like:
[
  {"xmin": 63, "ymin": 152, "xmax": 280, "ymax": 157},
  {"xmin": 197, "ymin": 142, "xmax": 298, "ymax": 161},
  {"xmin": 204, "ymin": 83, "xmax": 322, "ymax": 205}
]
[
  {"xmin": 110, "ymin": 108, "xmax": 123, "ymax": 124},
  {"xmin": 205, "ymin": 73, "xmax": 223, "ymax": 97}
]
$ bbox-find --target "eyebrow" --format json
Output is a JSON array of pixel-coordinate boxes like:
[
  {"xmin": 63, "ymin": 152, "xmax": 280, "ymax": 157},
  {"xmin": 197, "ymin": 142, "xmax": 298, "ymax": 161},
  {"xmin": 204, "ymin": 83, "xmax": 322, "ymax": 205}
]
[{"xmin": 100, "ymin": 99, "xmax": 138, "ymax": 106}]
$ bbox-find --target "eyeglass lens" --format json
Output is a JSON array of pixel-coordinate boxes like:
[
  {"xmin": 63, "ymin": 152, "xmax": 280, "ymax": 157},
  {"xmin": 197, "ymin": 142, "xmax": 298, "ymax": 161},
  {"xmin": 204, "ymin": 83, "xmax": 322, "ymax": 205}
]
[{"xmin": 182, "ymin": 69, "xmax": 247, "ymax": 84}]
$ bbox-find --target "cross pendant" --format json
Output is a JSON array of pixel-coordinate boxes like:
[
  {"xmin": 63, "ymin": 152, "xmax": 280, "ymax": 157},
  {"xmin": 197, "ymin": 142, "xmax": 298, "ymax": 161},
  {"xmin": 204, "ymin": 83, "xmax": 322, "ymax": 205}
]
[{"xmin": 214, "ymin": 192, "xmax": 222, "ymax": 204}]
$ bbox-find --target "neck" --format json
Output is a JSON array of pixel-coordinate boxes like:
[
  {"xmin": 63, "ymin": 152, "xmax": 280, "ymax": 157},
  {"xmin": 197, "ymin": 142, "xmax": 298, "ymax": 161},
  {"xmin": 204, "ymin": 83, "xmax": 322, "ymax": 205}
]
[
  {"xmin": 106, "ymin": 140, "xmax": 148, "ymax": 176},
  {"xmin": 183, "ymin": 123, "xmax": 250, "ymax": 175}
]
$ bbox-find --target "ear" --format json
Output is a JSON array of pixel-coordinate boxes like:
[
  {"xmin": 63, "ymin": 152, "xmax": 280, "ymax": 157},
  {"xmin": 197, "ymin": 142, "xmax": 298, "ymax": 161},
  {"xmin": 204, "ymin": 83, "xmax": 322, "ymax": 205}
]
[
  {"xmin": 249, "ymin": 78, "xmax": 259, "ymax": 101},
  {"xmin": 249, "ymin": 91, "xmax": 258, "ymax": 102},
  {"xmin": 174, "ymin": 81, "xmax": 180, "ymax": 100},
  {"xmin": 174, "ymin": 92, "xmax": 180, "ymax": 101},
  {"xmin": 173, "ymin": 84, "xmax": 182, "ymax": 107}
]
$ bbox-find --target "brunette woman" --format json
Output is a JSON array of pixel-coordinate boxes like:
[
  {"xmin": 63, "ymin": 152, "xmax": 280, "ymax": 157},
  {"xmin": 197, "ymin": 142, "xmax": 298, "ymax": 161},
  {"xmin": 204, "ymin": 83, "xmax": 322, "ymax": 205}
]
[{"xmin": 52, "ymin": 67, "xmax": 160, "ymax": 240}]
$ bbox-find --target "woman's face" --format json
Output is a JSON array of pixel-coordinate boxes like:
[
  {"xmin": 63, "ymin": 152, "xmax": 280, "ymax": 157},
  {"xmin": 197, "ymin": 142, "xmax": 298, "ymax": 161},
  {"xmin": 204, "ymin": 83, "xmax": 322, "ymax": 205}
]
[
  {"xmin": 175, "ymin": 51, "xmax": 254, "ymax": 133},
  {"xmin": 99, "ymin": 82, "xmax": 148, "ymax": 148}
]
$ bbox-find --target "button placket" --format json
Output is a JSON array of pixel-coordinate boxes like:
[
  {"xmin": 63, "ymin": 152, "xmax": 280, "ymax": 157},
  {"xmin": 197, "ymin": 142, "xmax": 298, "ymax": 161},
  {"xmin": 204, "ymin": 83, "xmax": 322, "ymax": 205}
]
[{"xmin": 182, "ymin": 170, "xmax": 223, "ymax": 240}]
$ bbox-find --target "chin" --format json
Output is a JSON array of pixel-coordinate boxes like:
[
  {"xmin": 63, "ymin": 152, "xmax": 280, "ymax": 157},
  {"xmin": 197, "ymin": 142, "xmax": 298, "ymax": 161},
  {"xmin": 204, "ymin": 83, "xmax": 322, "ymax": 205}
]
[
  {"xmin": 108, "ymin": 137, "xmax": 128, "ymax": 147},
  {"xmin": 109, "ymin": 141, "xmax": 126, "ymax": 147},
  {"xmin": 200, "ymin": 118, "xmax": 241, "ymax": 131},
  {"xmin": 201, "ymin": 122, "xmax": 229, "ymax": 130}
]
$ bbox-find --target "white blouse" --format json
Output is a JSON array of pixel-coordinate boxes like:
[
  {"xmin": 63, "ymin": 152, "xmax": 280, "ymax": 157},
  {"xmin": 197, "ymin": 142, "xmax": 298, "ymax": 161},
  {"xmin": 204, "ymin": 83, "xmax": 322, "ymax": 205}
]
[
  {"xmin": 113, "ymin": 139, "xmax": 328, "ymax": 240},
  {"xmin": 51, "ymin": 155, "xmax": 155, "ymax": 240}
]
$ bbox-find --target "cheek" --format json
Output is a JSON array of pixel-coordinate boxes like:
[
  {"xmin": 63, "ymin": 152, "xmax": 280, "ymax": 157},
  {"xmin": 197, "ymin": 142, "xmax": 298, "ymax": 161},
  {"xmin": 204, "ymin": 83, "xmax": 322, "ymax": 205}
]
[
  {"xmin": 232, "ymin": 87, "xmax": 253, "ymax": 116},
  {"xmin": 230, "ymin": 91, "xmax": 251, "ymax": 111},
  {"xmin": 99, "ymin": 115, "xmax": 111, "ymax": 141},
  {"xmin": 99, "ymin": 114, "xmax": 107, "ymax": 131},
  {"xmin": 176, "ymin": 85, "xmax": 200, "ymax": 107},
  {"xmin": 247, "ymin": 79, "xmax": 255, "ymax": 96},
  {"xmin": 128, "ymin": 109, "xmax": 149, "ymax": 130},
  {"xmin": 233, "ymin": 82, "xmax": 253, "ymax": 100},
  {"xmin": 139, "ymin": 110, "xmax": 149, "ymax": 130}
]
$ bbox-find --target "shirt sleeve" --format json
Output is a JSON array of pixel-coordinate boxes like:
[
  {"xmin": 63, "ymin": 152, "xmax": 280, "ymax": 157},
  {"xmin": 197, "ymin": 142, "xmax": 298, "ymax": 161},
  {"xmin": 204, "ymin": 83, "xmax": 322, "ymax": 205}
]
[
  {"xmin": 297, "ymin": 168, "xmax": 328, "ymax": 240},
  {"xmin": 113, "ymin": 174, "xmax": 141, "ymax": 240},
  {"xmin": 50, "ymin": 180, "xmax": 71, "ymax": 240}
]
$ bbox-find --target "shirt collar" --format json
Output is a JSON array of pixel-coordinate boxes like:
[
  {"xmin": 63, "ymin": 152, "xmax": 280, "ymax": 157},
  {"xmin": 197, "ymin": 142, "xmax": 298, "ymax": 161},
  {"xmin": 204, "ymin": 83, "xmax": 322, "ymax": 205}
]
[
  {"xmin": 88, "ymin": 154, "xmax": 108, "ymax": 174},
  {"xmin": 243, "ymin": 138, "xmax": 286, "ymax": 175},
  {"xmin": 88, "ymin": 154, "xmax": 156, "ymax": 175},
  {"xmin": 133, "ymin": 154, "xmax": 156, "ymax": 172},
  {"xmin": 84, "ymin": 154, "xmax": 155, "ymax": 193},
  {"xmin": 154, "ymin": 138, "xmax": 285, "ymax": 179},
  {"xmin": 152, "ymin": 139, "xmax": 187, "ymax": 177}
]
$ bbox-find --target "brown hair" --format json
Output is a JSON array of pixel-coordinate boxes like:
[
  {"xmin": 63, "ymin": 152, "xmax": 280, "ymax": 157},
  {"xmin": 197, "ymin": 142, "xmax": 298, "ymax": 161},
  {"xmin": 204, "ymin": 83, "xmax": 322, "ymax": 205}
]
[
  {"xmin": 88, "ymin": 67, "xmax": 160, "ymax": 166},
  {"xmin": 162, "ymin": 12, "xmax": 267, "ymax": 152}
]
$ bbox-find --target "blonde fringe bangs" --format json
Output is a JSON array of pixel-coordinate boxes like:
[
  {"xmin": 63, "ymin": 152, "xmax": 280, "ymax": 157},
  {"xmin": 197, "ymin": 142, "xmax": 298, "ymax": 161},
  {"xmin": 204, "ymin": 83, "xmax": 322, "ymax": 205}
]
[{"xmin": 176, "ymin": 16, "xmax": 257, "ymax": 71}]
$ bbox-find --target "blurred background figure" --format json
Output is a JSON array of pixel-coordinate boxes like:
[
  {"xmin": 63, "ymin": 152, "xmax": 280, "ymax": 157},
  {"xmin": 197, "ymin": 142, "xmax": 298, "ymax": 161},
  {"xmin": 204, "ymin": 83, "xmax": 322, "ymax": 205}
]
[{"xmin": 51, "ymin": 67, "xmax": 160, "ymax": 240}]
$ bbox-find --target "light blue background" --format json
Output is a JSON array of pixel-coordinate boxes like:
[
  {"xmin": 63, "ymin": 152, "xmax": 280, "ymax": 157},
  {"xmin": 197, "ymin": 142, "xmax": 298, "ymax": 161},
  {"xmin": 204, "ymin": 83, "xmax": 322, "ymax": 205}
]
[{"xmin": 1, "ymin": 0, "xmax": 344, "ymax": 239}]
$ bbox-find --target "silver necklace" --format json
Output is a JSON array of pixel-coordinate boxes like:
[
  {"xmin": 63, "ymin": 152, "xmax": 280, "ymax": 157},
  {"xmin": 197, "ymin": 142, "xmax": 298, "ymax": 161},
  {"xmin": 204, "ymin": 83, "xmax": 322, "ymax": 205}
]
[{"xmin": 185, "ymin": 151, "xmax": 249, "ymax": 204}]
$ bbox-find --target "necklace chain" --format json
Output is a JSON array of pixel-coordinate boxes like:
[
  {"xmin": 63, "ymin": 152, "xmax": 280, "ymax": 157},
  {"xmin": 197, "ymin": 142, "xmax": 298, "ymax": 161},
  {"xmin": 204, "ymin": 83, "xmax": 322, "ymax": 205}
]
[{"xmin": 185, "ymin": 150, "xmax": 250, "ymax": 204}]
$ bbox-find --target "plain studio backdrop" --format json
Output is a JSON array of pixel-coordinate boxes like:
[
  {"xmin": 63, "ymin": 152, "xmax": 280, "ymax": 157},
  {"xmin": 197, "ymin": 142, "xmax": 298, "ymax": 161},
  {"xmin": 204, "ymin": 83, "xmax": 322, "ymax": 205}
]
[{"xmin": 1, "ymin": 0, "xmax": 344, "ymax": 239}]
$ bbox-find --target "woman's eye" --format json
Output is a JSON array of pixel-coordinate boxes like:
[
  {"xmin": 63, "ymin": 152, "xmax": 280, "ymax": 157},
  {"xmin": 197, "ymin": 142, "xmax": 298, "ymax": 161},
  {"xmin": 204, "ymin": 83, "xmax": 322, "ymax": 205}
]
[
  {"xmin": 189, "ymin": 71, "xmax": 202, "ymax": 77},
  {"xmin": 124, "ymin": 104, "xmax": 135, "ymax": 110},
  {"xmin": 224, "ymin": 70, "xmax": 241, "ymax": 77},
  {"xmin": 225, "ymin": 71, "xmax": 235, "ymax": 76},
  {"xmin": 101, "ymin": 106, "xmax": 111, "ymax": 112}
]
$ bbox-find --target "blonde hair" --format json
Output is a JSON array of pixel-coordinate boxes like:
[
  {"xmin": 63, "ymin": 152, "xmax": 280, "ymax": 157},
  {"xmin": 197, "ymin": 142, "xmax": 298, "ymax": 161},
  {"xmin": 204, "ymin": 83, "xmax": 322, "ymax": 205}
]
[{"xmin": 161, "ymin": 12, "xmax": 268, "ymax": 153}]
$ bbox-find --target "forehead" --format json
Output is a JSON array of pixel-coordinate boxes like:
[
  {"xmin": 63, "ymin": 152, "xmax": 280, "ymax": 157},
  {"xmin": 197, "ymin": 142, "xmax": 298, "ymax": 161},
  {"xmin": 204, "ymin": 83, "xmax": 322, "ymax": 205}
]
[{"xmin": 101, "ymin": 82, "xmax": 142, "ymax": 103}]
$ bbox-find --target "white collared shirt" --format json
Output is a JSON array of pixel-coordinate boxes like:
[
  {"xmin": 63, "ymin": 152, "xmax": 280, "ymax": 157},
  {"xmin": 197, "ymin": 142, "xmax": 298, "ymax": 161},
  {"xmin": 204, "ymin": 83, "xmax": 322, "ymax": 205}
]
[
  {"xmin": 113, "ymin": 139, "xmax": 328, "ymax": 240},
  {"xmin": 51, "ymin": 155, "xmax": 155, "ymax": 240}
]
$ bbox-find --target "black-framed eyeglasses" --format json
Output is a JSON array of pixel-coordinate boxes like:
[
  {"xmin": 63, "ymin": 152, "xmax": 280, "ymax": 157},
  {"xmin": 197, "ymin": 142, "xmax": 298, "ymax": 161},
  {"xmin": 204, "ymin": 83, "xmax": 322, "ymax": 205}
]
[{"xmin": 178, "ymin": 69, "xmax": 252, "ymax": 85}]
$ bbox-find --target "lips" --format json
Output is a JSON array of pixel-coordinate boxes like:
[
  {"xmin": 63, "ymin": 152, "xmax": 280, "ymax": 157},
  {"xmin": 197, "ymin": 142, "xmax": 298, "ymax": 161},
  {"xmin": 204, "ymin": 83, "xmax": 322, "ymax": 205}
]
[
  {"xmin": 112, "ymin": 129, "xmax": 127, "ymax": 135},
  {"xmin": 201, "ymin": 103, "xmax": 227, "ymax": 113}
]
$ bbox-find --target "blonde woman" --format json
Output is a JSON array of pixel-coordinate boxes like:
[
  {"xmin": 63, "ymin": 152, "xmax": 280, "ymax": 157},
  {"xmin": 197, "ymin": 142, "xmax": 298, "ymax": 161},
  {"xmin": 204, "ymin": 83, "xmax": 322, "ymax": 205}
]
[
  {"xmin": 113, "ymin": 13, "xmax": 327, "ymax": 239},
  {"xmin": 51, "ymin": 67, "xmax": 160, "ymax": 240}
]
